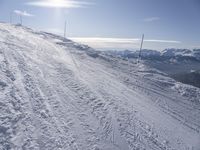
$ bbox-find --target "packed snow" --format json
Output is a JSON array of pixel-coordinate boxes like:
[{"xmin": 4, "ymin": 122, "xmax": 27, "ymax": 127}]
[{"xmin": 0, "ymin": 23, "xmax": 200, "ymax": 150}]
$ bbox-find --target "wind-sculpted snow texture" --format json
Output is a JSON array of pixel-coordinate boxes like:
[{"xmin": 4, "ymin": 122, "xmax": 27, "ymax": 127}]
[{"xmin": 0, "ymin": 23, "xmax": 200, "ymax": 150}]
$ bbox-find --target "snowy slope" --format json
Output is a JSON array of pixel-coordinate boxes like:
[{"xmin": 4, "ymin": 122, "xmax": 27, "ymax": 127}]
[{"xmin": 0, "ymin": 23, "xmax": 200, "ymax": 150}]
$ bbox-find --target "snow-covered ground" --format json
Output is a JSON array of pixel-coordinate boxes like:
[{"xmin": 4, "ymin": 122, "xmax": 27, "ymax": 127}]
[{"xmin": 0, "ymin": 23, "xmax": 200, "ymax": 150}]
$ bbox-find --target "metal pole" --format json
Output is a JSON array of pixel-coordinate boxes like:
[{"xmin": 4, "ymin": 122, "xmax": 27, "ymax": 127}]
[
  {"xmin": 10, "ymin": 12, "xmax": 13, "ymax": 24},
  {"xmin": 64, "ymin": 21, "xmax": 66, "ymax": 38},
  {"xmin": 20, "ymin": 15, "xmax": 22, "ymax": 25},
  {"xmin": 138, "ymin": 34, "xmax": 144, "ymax": 62}
]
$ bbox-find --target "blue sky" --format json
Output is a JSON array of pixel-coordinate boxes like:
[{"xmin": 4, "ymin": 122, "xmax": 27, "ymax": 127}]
[{"xmin": 0, "ymin": 0, "xmax": 200, "ymax": 50}]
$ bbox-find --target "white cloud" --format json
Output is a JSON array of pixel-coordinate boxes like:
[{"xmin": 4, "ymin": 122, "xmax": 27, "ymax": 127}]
[
  {"xmin": 69, "ymin": 37, "xmax": 181, "ymax": 50},
  {"xmin": 70, "ymin": 37, "xmax": 181, "ymax": 44},
  {"xmin": 70, "ymin": 37, "xmax": 140, "ymax": 49},
  {"xmin": 26, "ymin": 0, "xmax": 92, "ymax": 8},
  {"xmin": 145, "ymin": 39, "xmax": 181, "ymax": 44},
  {"xmin": 14, "ymin": 10, "xmax": 34, "ymax": 17},
  {"xmin": 191, "ymin": 45, "xmax": 200, "ymax": 49},
  {"xmin": 144, "ymin": 17, "xmax": 160, "ymax": 22},
  {"xmin": 71, "ymin": 37, "xmax": 140, "ymax": 43}
]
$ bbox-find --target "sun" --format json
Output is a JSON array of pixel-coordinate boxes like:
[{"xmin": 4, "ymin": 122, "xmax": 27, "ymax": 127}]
[
  {"xmin": 43, "ymin": 0, "xmax": 78, "ymax": 8},
  {"xmin": 50, "ymin": 0, "xmax": 63, "ymax": 3},
  {"xmin": 45, "ymin": 0, "xmax": 65, "ymax": 7}
]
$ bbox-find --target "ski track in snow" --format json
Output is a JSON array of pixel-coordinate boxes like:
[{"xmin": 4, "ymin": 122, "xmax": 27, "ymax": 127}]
[{"xmin": 0, "ymin": 23, "xmax": 200, "ymax": 150}]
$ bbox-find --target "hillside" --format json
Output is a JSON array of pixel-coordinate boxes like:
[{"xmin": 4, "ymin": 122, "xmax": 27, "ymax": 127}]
[
  {"xmin": 104, "ymin": 49, "xmax": 200, "ymax": 88},
  {"xmin": 0, "ymin": 23, "xmax": 200, "ymax": 150}
]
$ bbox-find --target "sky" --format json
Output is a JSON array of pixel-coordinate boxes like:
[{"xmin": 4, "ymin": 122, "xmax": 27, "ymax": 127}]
[{"xmin": 0, "ymin": 0, "xmax": 200, "ymax": 50}]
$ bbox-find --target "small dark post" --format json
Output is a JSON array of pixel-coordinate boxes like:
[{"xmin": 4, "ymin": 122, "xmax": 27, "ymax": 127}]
[
  {"xmin": 64, "ymin": 21, "xmax": 67, "ymax": 38},
  {"xmin": 20, "ymin": 15, "xmax": 22, "ymax": 25},
  {"xmin": 138, "ymin": 34, "xmax": 144, "ymax": 63},
  {"xmin": 10, "ymin": 12, "xmax": 13, "ymax": 24}
]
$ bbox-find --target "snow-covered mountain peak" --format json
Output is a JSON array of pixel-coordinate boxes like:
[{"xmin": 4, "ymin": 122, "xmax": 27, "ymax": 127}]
[{"xmin": 162, "ymin": 48, "xmax": 193, "ymax": 57}]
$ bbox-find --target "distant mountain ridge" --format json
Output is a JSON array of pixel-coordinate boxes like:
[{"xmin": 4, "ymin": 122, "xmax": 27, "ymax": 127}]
[{"xmin": 104, "ymin": 48, "xmax": 200, "ymax": 61}]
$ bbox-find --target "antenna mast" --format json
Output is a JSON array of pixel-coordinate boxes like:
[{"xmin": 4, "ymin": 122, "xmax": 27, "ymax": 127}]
[
  {"xmin": 138, "ymin": 34, "xmax": 144, "ymax": 62},
  {"xmin": 64, "ymin": 21, "xmax": 67, "ymax": 38},
  {"xmin": 10, "ymin": 12, "xmax": 13, "ymax": 24},
  {"xmin": 20, "ymin": 15, "xmax": 22, "ymax": 25}
]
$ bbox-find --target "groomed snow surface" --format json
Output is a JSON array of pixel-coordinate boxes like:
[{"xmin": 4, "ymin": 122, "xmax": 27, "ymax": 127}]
[{"xmin": 0, "ymin": 23, "xmax": 200, "ymax": 150}]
